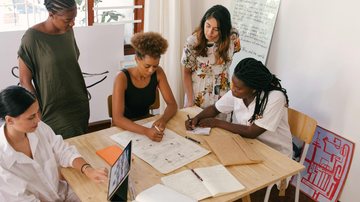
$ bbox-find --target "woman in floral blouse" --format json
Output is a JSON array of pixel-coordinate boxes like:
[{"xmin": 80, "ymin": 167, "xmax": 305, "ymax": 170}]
[{"xmin": 182, "ymin": 4, "xmax": 241, "ymax": 109}]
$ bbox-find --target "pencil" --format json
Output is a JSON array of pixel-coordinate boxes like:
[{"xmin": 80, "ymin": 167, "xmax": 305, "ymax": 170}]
[
  {"xmin": 191, "ymin": 169, "xmax": 203, "ymax": 181},
  {"xmin": 185, "ymin": 136, "xmax": 201, "ymax": 144}
]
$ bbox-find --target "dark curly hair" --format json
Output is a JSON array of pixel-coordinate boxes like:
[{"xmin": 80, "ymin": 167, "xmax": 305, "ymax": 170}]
[{"xmin": 131, "ymin": 32, "xmax": 168, "ymax": 59}]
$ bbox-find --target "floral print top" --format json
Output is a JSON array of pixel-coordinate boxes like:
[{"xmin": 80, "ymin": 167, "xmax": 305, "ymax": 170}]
[{"xmin": 181, "ymin": 29, "xmax": 241, "ymax": 108}]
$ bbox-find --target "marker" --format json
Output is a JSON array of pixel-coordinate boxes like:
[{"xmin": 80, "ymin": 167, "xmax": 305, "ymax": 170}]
[
  {"xmin": 185, "ymin": 136, "xmax": 201, "ymax": 144},
  {"xmin": 191, "ymin": 169, "xmax": 203, "ymax": 181}
]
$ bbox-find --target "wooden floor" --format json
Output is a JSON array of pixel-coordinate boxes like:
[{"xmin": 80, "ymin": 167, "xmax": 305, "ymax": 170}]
[{"xmin": 235, "ymin": 185, "xmax": 314, "ymax": 202}]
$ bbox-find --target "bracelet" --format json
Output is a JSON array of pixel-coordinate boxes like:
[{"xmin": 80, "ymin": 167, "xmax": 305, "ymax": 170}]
[{"xmin": 80, "ymin": 163, "xmax": 91, "ymax": 174}]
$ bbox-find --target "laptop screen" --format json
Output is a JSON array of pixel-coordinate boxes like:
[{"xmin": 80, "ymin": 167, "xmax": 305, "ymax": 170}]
[{"xmin": 107, "ymin": 140, "xmax": 132, "ymax": 200}]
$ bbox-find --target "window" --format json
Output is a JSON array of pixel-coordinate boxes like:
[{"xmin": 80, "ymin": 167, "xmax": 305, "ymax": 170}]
[
  {"xmin": 0, "ymin": 0, "xmax": 144, "ymax": 55},
  {"xmin": 0, "ymin": 0, "xmax": 86, "ymax": 31},
  {"xmin": 88, "ymin": 0, "xmax": 144, "ymax": 55}
]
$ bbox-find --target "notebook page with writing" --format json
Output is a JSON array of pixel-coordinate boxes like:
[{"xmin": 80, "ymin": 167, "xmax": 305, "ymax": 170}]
[
  {"xmin": 186, "ymin": 127, "xmax": 211, "ymax": 135},
  {"xmin": 161, "ymin": 170, "xmax": 211, "ymax": 200},
  {"xmin": 195, "ymin": 164, "xmax": 245, "ymax": 197},
  {"xmin": 132, "ymin": 184, "xmax": 197, "ymax": 202}
]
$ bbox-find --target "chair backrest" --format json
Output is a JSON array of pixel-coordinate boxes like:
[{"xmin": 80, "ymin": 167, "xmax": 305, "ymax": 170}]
[
  {"xmin": 287, "ymin": 108, "xmax": 317, "ymax": 144},
  {"xmin": 107, "ymin": 89, "xmax": 160, "ymax": 118}
]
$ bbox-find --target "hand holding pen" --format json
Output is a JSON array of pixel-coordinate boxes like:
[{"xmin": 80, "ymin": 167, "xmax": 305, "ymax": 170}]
[
  {"xmin": 146, "ymin": 126, "xmax": 164, "ymax": 142},
  {"xmin": 185, "ymin": 114, "xmax": 199, "ymax": 130},
  {"xmin": 153, "ymin": 118, "xmax": 165, "ymax": 133},
  {"xmin": 145, "ymin": 121, "xmax": 165, "ymax": 142}
]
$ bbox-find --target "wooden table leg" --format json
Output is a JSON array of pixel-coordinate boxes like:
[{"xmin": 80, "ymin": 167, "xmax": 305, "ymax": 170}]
[
  {"xmin": 242, "ymin": 195, "xmax": 251, "ymax": 202},
  {"xmin": 279, "ymin": 179, "xmax": 287, "ymax": 196}
]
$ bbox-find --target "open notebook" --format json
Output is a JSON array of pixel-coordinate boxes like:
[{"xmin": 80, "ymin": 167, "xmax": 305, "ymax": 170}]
[
  {"xmin": 161, "ymin": 164, "xmax": 245, "ymax": 200},
  {"xmin": 132, "ymin": 184, "xmax": 196, "ymax": 202}
]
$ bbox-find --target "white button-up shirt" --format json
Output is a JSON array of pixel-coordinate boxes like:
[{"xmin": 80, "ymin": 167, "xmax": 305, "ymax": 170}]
[
  {"xmin": 0, "ymin": 121, "xmax": 81, "ymax": 201},
  {"xmin": 215, "ymin": 90, "xmax": 293, "ymax": 158}
]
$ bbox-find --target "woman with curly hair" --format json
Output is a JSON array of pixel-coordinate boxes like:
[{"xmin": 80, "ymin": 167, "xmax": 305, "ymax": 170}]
[{"xmin": 112, "ymin": 32, "xmax": 178, "ymax": 142}]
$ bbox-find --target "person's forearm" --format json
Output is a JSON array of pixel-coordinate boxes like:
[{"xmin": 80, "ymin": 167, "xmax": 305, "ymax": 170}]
[
  {"xmin": 196, "ymin": 105, "xmax": 220, "ymax": 120},
  {"xmin": 72, "ymin": 157, "xmax": 90, "ymax": 173},
  {"xmin": 19, "ymin": 58, "xmax": 36, "ymax": 94},
  {"xmin": 215, "ymin": 121, "xmax": 260, "ymax": 139},
  {"xmin": 20, "ymin": 81, "xmax": 36, "ymax": 94},
  {"xmin": 160, "ymin": 103, "xmax": 178, "ymax": 123},
  {"xmin": 183, "ymin": 68, "xmax": 194, "ymax": 104}
]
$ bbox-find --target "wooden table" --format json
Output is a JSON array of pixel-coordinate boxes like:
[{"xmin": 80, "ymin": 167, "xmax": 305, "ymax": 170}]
[{"xmin": 61, "ymin": 107, "xmax": 304, "ymax": 202}]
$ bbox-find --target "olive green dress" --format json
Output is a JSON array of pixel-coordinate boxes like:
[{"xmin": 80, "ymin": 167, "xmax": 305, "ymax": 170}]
[{"xmin": 18, "ymin": 28, "xmax": 89, "ymax": 138}]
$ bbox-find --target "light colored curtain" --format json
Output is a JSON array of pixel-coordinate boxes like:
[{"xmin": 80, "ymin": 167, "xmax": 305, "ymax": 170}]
[{"xmin": 144, "ymin": 0, "xmax": 193, "ymax": 111}]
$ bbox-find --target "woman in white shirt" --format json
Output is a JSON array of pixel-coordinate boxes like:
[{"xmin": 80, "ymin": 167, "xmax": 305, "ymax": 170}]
[
  {"xmin": 0, "ymin": 86, "xmax": 108, "ymax": 201},
  {"xmin": 185, "ymin": 58, "xmax": 292, "ymax": 158}
]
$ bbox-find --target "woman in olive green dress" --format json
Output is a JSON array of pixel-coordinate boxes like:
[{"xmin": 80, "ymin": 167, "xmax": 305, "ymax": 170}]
[{"xmin": 18, "ymin": 0, "xmax": 89, "ymax": 138}]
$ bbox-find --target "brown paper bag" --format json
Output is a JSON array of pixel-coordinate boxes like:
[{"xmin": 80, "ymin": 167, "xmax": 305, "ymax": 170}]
[{"xmin": 205, "ymin": 135, "xmax": 263, "ymax": 166}]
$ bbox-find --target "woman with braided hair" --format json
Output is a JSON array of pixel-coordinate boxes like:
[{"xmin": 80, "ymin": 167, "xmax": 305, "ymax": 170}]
[
  {"xmin": 18, "ymin": 0, "xmax": 89, "ymax": 138},
  {"xmin": 185, "ymin": 58, "xmax": 292, "ymax": 157}
]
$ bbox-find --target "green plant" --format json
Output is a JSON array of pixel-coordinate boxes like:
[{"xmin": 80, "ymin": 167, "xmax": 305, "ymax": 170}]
[{"xmin": 101, "ymin": 10, "xmax": 125, "ymax": 23}]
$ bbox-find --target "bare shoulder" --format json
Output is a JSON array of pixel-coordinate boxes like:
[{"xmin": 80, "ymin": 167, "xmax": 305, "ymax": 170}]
[
  {"xmin": 156, "ymin": 66, "xmax": 167, "ymax": 80},
  {"xmin": 114, "ymin": 70, "xmax": 128, "ymax": 88}
]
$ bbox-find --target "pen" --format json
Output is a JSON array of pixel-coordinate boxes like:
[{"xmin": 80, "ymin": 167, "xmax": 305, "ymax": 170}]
[
  {"xmin": 187, "ymin": 114, "xmax": 192, "ymax": 121},
  {"xmin": 185, "ymin": 136, "xmax": 201, "ymax": 144},
  {"xmin": 154, "ymin": 125, "xmax": 164, "ymax": 136},
  {"xmin": 154, "ymin": 125, "xmax": 161, "ymax": 132},
  {"xmin": 191, "ymin": 169, "xmax": 203, "ymax": 181}
]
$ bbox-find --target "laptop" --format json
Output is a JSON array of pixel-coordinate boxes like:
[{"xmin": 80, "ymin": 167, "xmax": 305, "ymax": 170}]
[{"xmin": 107, "ymin": 140, "xmax": 132, "ymax": 201}]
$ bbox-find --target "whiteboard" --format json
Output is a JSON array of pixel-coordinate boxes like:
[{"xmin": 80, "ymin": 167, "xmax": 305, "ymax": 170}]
[
  {"xmin": 229, "ymin": 0, "xmax": 280, "ymax": 75},
  {"xmin": 0, "ymin": 24, "xmax": 124, "ymax": 122}
]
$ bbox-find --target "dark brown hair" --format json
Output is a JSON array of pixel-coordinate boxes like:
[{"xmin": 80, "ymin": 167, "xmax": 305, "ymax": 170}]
[
  {"xmin": 131, "ymin": 32, "xmax": 168, "ymax": 59},
  {"xmin": 193, "ymin": 5, "xmax": 232, "ymax": 64}
]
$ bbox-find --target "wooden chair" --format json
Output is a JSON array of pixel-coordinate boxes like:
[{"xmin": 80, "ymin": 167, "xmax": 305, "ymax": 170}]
[
  {"xmin": 107, "ymin": 89, "xmax": 160, "ymax": 118},
  {"xmin": 264, "ymin": 108, "xmax": 317, "ymax": 202}
]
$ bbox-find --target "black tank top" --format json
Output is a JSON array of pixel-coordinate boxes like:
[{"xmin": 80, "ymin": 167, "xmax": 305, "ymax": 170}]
[{"xmin": 122, "ymin": 69, "xmax": 158, "ymax": 119}]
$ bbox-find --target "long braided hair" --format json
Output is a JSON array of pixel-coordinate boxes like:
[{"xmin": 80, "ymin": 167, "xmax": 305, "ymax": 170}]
[
  {"xmin": 44, "ymin": 0, "xmax": 76, "ymax": 14},
  {"xmin": 234, "ymin": 58, "xmax": 289, "ymax": 123}
]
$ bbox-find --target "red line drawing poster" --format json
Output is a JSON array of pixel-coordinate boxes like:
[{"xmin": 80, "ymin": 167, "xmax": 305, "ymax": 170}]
[{"xmin": 291, "ymin": 126, "xmax": 355, "ymax": 202}]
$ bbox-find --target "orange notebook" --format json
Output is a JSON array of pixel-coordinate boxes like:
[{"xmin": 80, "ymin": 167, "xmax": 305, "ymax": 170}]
[{"xmin": 96, "ymin": 145, "xmax": 123, "ymax": 166}]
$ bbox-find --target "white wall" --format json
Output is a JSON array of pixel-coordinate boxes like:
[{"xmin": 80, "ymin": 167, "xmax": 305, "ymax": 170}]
[
  {"xmin": 0, "ymin": 25, "xmax": 124, "ymax": 123},
  {"xmin": 266, "ymin": 1, "xmax": 360, "ymax": 201},
  {"xmin": 187, "ymin": 1, "xmax": 359, "ymax": 201}
]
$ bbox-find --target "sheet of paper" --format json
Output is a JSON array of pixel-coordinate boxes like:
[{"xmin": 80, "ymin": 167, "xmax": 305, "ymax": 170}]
[
  {"xmin": 110, "ymin": 122, "xmax": 210, "ymax": 174},
  {"xmin": 161, "ymin": 170, "xmax": 212, "ymax": 201},
  {"xmin": 161, "ymin": 165, "xmax": 245, "ymax": 200},
  {"xmin": 186, "ymin": 127, "xmax": 211, "ymax": 135},
  {"xmin": 196, "ymin": 165, "xmax": 245, "ymax": 197},
  {"xmin": 133, "ymin": 184, "xmax": 197, "ymax": 202}
]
